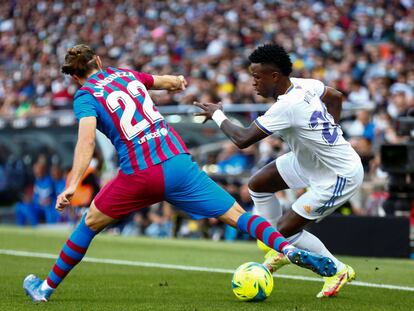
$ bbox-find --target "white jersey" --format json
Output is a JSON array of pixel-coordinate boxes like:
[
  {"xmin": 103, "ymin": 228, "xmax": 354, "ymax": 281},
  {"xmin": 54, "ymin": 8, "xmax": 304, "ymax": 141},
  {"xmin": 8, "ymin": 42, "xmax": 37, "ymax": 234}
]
[{"xmin": 254, "ymin": 77, "xmax": 362, "ymax": 186}]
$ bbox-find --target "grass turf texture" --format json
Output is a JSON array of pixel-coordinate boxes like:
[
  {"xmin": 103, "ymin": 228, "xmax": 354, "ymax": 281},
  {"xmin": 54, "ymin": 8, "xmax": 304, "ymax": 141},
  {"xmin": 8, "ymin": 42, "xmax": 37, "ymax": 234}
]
[{"xmin": 1, "ymin": 226, "xmax": 414, "ymax": 311}]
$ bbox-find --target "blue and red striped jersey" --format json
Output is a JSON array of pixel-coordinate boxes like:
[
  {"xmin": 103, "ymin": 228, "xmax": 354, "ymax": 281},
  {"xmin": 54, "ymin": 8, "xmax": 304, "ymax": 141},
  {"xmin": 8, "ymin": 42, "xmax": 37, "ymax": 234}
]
[{"xmin": 73, "ymin": 67, "xmax": 188, "ymax": 174}]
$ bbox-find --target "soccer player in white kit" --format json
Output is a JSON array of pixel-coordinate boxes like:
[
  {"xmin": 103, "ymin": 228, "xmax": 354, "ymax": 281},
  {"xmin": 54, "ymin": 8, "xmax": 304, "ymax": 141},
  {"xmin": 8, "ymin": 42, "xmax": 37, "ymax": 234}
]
[{"xmin": 194, "ymin": 44, "xmax": 364, "ymax": 298}]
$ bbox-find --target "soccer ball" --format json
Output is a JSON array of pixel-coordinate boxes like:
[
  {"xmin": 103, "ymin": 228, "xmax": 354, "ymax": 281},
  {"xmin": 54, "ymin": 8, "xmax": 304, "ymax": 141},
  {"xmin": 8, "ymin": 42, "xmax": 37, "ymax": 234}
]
[{"xmin": 231, "ymin": 262, "xmax": 274, "ymax": 301}]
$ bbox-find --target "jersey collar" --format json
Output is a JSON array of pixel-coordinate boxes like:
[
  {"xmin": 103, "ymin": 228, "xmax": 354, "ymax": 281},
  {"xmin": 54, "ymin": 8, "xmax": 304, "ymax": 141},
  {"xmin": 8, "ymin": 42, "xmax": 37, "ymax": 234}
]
[{"xmin": 285, "ymin": 82, "xmax": 294, "ymax": 94}]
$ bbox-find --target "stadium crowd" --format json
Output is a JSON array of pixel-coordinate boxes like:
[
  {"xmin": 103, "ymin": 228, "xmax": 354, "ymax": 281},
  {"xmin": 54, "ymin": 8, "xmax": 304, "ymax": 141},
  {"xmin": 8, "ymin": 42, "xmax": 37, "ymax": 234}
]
[{"xmin": 1, "ymin": 0, "xmax": 414, "ymax": 236}]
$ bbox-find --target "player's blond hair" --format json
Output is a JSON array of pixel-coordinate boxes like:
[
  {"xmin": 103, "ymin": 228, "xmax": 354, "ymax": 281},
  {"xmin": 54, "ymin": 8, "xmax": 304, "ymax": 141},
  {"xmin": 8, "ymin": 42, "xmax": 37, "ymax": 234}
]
[{"xmin": 61, "ymin": 44, "xmax": 99, "ymax": 78}]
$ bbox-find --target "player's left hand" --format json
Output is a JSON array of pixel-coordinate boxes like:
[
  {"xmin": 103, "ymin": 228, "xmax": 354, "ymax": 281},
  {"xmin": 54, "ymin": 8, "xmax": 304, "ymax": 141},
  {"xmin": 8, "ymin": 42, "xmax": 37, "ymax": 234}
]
[
  {"xmin": 193, "ymin": 101, "xmax": 223, "ymax": 123},
  {"xmin": 55, "ymin": 185, "xmax": 77, "ymax": 212}
]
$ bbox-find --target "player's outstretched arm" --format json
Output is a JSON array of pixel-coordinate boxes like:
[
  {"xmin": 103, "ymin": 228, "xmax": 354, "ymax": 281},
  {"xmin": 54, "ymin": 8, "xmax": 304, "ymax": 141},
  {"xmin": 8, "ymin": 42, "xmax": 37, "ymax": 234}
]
[
  {"xmin": 193, "ymin": 101, "xmax": 268, "ymax": 149},
  {"xmin": 152, "ymin": 75, "xmax": 187, "ymax": 92},
  {"xmin": 321, "ymin": 87, "xmax": 343, "ymax": 123},
  {"xmin": 56, "ymin": 116, "xmax": 96, "ymax": 211}
]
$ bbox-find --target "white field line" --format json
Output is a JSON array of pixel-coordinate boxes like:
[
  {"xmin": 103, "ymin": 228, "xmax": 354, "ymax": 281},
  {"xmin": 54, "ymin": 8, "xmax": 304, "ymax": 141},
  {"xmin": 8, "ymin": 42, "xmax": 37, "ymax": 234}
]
[{"xmin": 1, "ymin": 249, "xmax": 414, "ymax": 292}]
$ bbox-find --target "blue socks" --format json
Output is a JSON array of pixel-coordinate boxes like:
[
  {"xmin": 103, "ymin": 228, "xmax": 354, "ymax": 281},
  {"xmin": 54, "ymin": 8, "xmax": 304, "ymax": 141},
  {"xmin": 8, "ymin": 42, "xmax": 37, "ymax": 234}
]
[
  {"xmin": 46, "ymin": 213, "xmax": 97, "ymax": 288},
  {"xmin": 237, "ymin": 212, "xmax": 290, "ymax": 253}
]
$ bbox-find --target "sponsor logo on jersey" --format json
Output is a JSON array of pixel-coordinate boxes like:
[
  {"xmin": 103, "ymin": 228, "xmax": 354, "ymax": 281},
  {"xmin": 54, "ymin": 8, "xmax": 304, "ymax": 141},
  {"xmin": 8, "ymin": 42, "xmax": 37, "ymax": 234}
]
[{"xmin": 138, "ymin": 128, "xmax": 168, "ymax": 144}]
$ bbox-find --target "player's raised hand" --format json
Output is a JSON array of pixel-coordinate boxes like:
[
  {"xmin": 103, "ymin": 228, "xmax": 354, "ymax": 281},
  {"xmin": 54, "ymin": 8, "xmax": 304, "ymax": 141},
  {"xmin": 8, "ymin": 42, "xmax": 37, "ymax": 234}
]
[
  {"xmin": 177, "ymin": 75, "xmax": 187, "ymax": 91},
  {"xmin": 193, "ymin": 101, "xmax": 223, "ymax": 123},
  {"xmin": 55, "ymin": 185, "xmax": 76, "ymax": 211},
  {"xmin": 168, "ymin": 75, "xmax": 187, "ymax": 94}
]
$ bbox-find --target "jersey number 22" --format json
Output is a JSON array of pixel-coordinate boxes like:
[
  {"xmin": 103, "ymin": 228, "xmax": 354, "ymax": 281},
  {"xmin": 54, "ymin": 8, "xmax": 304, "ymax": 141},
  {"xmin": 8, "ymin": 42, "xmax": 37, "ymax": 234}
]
[{"xmin": 106, "ymin": 80, "xmax": 163, "ymax": 140}]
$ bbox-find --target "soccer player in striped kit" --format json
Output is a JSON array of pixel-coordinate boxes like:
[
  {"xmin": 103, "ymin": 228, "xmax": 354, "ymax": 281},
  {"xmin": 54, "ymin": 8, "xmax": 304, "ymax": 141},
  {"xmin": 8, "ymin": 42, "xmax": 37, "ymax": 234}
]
[{"xmin": 23, "ymin": 44, "xmax": 336, "ymax": 302}]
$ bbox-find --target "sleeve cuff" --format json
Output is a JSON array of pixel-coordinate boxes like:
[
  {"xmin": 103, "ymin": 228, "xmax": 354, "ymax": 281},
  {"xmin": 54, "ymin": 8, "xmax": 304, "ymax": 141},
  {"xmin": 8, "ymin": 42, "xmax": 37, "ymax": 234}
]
[
  {"xmin": 76, "ymin": 113, "xmax": 97, "ymax": 121},
  {"xmin": 254, "ymin": 119, "xmax": 273, "ymax": 135},
  {"xmin": 320, "ymin": 86, "xmax": 328, "ymax": 99}
]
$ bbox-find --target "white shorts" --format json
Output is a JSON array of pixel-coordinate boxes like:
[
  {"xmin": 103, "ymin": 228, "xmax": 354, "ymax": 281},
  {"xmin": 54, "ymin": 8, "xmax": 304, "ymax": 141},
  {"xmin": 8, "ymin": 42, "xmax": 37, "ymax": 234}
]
[{"xmin": 276, "ymin": 152, "xmax": 364, "ymax": 220}]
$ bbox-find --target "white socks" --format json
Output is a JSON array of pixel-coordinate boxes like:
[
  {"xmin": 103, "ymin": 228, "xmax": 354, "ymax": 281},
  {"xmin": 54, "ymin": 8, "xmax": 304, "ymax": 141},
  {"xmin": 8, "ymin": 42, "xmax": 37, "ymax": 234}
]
[
  {"xmin": 249, "ymin": 189, "xmax": 282, "ymax": 229},
  {"xmin": 40, "ymin": 281, "xmax": 54, "ymax": 291},
  {"xmin": 281, "ymin": 244, "xmax": 295, "ymax": 254},
  {"xmin": 287, "ymin": 230, "xmax": 345, "ymax": 272},
  {"xmin": 249, "ymin": 188, "xmax": 345, "ymax": 273}
]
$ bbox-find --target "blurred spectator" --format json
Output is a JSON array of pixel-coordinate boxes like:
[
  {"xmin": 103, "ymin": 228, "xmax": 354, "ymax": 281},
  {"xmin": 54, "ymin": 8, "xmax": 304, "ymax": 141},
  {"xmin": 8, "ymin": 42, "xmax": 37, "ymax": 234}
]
[
  {"xmin": 145, "ymin": 202, "xmax": 173, "ymax": 238},
  {"xmin": 344, "ymin": 80, "xmax": 374, "ymax": 110},
  {"xmin": 388, "ymin": 91, "xmax": 410, "ymax": 118},
  {"xmin": 217, "ymin": 142, "xmax": 256, "ymax": 174},
  {"xmin": 254, "ymin": 136, "xmax": 285, "ymax": 170},
  {"xmin": 349, "ymin": 137, "xmax": 375, "ymax": 173},
  {"xmin": 345, "ymin": 110, "xmax": 376, "ymax": 142},
  {"xmin": 120, "ymin": 210, "xmax": 149, "ymax": 236},
  {"xmin": 51, "ymin": 163, "xmax": 67, "ymax": 220},
  {"xmin": 66, "ymin": 158, "xmax": 100, "ymax": 209},
  {"xmin": 51, "ymin": 164, "xmax": 66, "ymax": 198},
  {"xmin": 32, "ymin": 157, "xmax": 59, "ymax": 223},
  {"xmin": 15, "ymin": 186, "xmax": 37, "ymax": 226}
]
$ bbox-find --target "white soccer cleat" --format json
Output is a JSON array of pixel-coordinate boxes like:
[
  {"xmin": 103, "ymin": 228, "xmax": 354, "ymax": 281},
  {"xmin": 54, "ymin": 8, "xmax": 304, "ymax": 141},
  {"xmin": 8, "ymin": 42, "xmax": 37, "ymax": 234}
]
[{"xmin": 23, "ymin": 274, "xmax": 53, "ymax": 302}]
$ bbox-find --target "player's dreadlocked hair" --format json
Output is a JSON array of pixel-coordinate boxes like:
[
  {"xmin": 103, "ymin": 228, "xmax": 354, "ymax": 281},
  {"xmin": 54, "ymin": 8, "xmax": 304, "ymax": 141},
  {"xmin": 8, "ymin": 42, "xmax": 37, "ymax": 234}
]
[
  {"xmin": 61, "ymin": 44, "xmax": 99, "ymax": 78},
  {"xmin": 248, "ymin": 44, "xmax": 293, "ymax": 76}
]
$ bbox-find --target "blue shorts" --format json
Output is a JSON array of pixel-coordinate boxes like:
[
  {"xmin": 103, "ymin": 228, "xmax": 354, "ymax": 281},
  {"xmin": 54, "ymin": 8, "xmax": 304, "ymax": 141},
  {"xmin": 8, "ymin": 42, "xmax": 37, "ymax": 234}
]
[
  {"xmin": 95, "ymin": 154, "xmax": 235, "ymax": 219},
  {"xmin": 162, "ymin": 154, "xmax": 235, "ymax": 219}
]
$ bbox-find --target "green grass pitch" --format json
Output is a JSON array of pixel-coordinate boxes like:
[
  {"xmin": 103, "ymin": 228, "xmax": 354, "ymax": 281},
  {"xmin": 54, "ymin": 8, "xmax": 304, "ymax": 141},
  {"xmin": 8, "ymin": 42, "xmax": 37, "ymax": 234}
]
[{"xmin": 1, "ymin": 226, "xmax": 414, "ymax": 311}]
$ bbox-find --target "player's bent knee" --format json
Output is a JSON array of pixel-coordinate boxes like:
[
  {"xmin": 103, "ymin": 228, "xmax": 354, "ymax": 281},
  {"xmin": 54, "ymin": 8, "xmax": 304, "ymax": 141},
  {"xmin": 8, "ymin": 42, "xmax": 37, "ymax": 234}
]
[
  {"xmin": 84, "ymin": 212, "xmax": 101, "ymax": 232},
  {"xmin": 85, "ymin": 202, "xmax": 114, "ymax": 232},
  {"xmin": 247, "ymin": 174, "xmax": 261, "ymax": 192}
]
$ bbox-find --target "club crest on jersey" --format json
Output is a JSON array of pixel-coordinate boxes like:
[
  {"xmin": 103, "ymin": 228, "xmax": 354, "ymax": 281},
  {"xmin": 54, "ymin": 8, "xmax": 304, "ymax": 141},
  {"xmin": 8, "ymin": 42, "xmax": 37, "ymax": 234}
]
[
  {"xmin": 303, "ymin": 205, "xmax": 312, "ymax": 214},
  {"xmin": 138, "ymin": 128, "xmax": 168, "ymax": 144}
]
